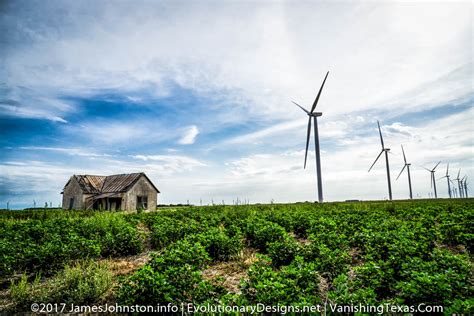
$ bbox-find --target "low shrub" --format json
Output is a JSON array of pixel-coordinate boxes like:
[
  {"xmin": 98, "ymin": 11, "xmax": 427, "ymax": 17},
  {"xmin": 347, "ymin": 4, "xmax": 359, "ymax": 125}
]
[
  {"xmin": 188, "ymin": 227, "xmax": 243, "ymax": 261},
  {"xmin": 395, "ymin": 249, "xmax": 472, "ymax": 307},
  {"xmin": 267, "ymin": 238, "xmax": 300, "ymax": 267},
  {"xmin": 245, "ymin": 219, "xmax": 288, "ymax": 251},
  {"xmin": 241, "ymin": 256, "xmax": 322, "ymax": 305},
  {"xmin": 117, "ymin": 240, "xmax": 224, "ymax": 305},
  {"xmin": 302, "ymin": 239, "xmax": 351, "ymax": 278},
  {"xmin": 150, "ymin": 217, "xmax": 202, "ymax": 249}
]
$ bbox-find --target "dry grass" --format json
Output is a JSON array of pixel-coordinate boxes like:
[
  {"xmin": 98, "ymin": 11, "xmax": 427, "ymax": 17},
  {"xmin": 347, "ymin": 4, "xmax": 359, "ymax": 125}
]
[
  {"xmin": 318, "ymin": 275, "xmax": 329, "ymax": 302},
  {"xmin": 0, "ymin": 288, "xmax": 13, "ymax": 313},
  {"xmin": 202, "ymin": 248, "xmax": 258, "ymax": 294},
  {"xmin": 100, "ymin": 251, "xmax": 151, "ymax": 277},
  {"xmin": 349, "ymin": 247, "xmax": 363, "ymax": 265},
  {"xmin": 137, "ymin": 222, "xmax": 152, "ymax": 250}
]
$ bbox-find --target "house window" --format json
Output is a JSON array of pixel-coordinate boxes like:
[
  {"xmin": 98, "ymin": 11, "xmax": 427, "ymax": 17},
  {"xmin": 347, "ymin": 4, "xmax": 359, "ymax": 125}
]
[
  {"xmin": 137, "ymin": 196, "xmax": 148, "ymax": 210},
  {"xmin": 68, "ymin": 198, "xmax": 74, "ymax": 210}
]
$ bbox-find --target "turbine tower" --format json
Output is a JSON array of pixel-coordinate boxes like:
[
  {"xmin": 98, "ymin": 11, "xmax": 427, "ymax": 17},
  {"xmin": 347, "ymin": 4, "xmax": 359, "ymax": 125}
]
[
  {"xmin": 368, "ymin": 120, "xmax": 392, "ymax": 200},
  {"xmin": 463, "ymin": 177, "xmax": 469, "ymax": 198},
  {"xmin": 439, "ymin": 163, "xmax": 452, "ymax": 198},
  {"xmin": 396, "ymin": 144, "xmax": 413, "ymax": 199},
  {"xmin": 292, "ymin": 71, "xmax": 329, "ymax": 203},
  {"xmin": 460, "ymin": 176, "xmax": 467, "ymax": 198},
  {"xmin": 423, "ymin": 161, "xmax": 441, "ymax": 198},
  {"xmin": 453, "ymin": 187, "xmax": 457, "ymax": 198},
  {"xmin": 455, "ymin": 170, "xmax": 463, "ymax": 198}
]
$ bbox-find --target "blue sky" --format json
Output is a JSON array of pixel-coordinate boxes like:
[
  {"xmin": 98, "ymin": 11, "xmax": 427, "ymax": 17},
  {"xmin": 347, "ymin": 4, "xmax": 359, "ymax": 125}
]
[{"xmin": 0, "ymin": 1, "xmax": 472, "ymax": 209}]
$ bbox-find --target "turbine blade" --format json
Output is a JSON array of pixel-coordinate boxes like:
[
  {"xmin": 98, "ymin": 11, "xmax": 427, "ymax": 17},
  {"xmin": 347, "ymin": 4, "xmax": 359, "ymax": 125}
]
[
  {"xmin": 396, "ymin": 164, "xmax": 407, "ymax": 180},
  {"xmin": 422, "ymin": 167, "xmax": 431, "ymax": 172},
  {"xmin": 438, "ymin": 176, "xmax": 447, "ymax": 180},
  {"xmin": 303, "ymin": 117, "xmax": 312, "ymax": 169},
  {"xmin": 401, "ymin": 144, "xmax": 407, "ymax": 164},
  {"xmin": 292, "ymin": 101, "xmax": 309, "ymax": 114},
  {"xmin": 377, "ymin": 120, "xmax": 384, "ymax": 148},
  {"xmin": 310, "ymin": 71, "xmax": 329, "ymax": 113},
  {"xmin": 446, "ymin": 162, "xmax": 449, "ymax": 176},
  {"xmin": 368, "ymin": 150, "xmax": 383, "ymax": 172},
  {"xmin": 433, "ymin": 161, "xmax": 441, "ymax": 171},
  {"xmin": 457, "ymin": 169, "xmax": 460, "ymax": 179}
]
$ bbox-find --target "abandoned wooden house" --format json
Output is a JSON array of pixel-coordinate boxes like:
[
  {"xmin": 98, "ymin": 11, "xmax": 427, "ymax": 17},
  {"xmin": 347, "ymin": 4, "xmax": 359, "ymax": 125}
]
[{"xmin": 61, "ymin": 172, "xmax": 159, "ymax": 211}]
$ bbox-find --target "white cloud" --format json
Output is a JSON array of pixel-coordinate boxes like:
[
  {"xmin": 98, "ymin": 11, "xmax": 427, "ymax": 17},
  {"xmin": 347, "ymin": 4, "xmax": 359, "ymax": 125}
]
[
  {"xmin": 178, "ymin": 125, "xmax": 199, "ymax": 145},
  {"xmin": 224, "ymin": 119, "xmax": 304, "ymax": 145},
  {"xmin": 2, "ymin": 1, "xmax": 471, "ymax": 121},
  {"xmin": 19, "ymin": 146, "xmax": 111, "ymax": 157},
  {"xmin": 0, "ymin": 104, "xmax": 67, "ymax": 123},
  {"xmin": 132, "ymin": 154, "xmax": 206, "ymax": 172}
]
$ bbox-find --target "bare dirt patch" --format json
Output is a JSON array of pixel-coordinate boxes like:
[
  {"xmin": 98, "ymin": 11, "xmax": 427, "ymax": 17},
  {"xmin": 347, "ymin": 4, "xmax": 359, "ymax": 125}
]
[
  {"xmin": 435, "ymin": 242, "xmax": 467, "ymax": 255},
  {"xmin": 202, "ymin": 248, "xmax": 258, "ymax": 294},
  {"xmin": 349, "ymin": 247, "xmax": 363, "ymax": 265},
  {"xmin": 100, "ymin": 251, "xmax": 151, "ymax": 277},
  {"xmin": 289, "ymin": 232, "xmax": 311, "ymax": 245}
]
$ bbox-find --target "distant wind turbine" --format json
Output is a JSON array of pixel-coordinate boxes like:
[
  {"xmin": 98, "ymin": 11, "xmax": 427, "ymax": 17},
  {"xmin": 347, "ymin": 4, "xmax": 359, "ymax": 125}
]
[
  {"xmin": 292, "ymin": 71, "xmax": 329, "ymax": 203},
  {"xmin": 463, "ymin": 177, "xmax": 469, "ymax": 198},
  {"xmin": 396, "ymin": 144, "xmax": 413, "ymax": 199},
  {"xmin": 455, "ymin": 170, "xmax": 463, "ymax": 198},
  {"xmin": 368, "ymin": 120, "xmax": 392, "ymax": 200},
  {"xmin": 423, "ymin": 161, "xmax": 441, "ymax": 198},
  {"xmin": 461, "ymin": 176, "xmax": 467, "ymax": 198},
  {"xmin": 439, "ymin": 163, "xmax": 452, "ymax": 198}
]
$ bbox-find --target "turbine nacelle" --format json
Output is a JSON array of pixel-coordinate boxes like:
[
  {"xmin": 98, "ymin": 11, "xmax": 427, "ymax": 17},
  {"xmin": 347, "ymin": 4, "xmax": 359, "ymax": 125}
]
[{"xmin": 308, "ymin": 112, "xmax": 323, "ymax": 117}]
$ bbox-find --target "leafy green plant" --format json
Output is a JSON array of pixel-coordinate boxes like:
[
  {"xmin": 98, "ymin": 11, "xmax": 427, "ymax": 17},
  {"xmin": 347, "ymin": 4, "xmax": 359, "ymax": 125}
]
[
  {"xmin": 117, "ymin": 240, "xmax": 223, "ymax": 305},
  {"xmin": 10, "ymin": 260, "xmax": 112, "ymax": 308},
  {"xmin": 267, "ymin": 238, "xmax": 300, "ymax": 267},
  {"xmin": 241, "ymin": 255, "xmax": 322, "ymax": 305},
  {"xmin": 245, "ymin": 219, "xmax": 288, "ymax": 251}
]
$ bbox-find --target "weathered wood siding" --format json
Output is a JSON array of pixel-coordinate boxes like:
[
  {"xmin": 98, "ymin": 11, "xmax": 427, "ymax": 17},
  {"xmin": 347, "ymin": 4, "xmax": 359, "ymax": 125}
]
[
  {"xmin": 62, "ymin": 177, "xmax": 85, "ymax": 209},
  {"xmin": 123, "ymin": 175, "xmax": 158, "ymax": 211}
]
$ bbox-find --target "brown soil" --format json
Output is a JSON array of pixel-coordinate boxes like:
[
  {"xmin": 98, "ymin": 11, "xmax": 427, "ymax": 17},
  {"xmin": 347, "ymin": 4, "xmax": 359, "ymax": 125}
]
[
  {"xmin": 435, "ymin": 242, "xmax": 467, "ymax": 255},
  {"xmin": 202, "ymin": 248, "xmax": 258, "ymax": 294},
  {"xmin": 289, "ymin": 232, "xmax": 311, "ymax": 245}
]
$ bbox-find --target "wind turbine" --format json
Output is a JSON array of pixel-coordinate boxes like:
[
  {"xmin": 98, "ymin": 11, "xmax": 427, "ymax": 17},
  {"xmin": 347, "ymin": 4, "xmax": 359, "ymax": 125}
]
[
  {"xmin": 368, "ymin": 120, "xmax": 392, "ymax": 200},
  {"xmin": 396, "ymin": 145, "xmax": 413, "ymax": 199},
  {"xmin": 463, "ymin": 177, "xmax": 469, "ymax": 198},
  {"xmin": 292, "ymin": 71, "xmax": 329, "ymax": 203},
  {"xmin": 460, "ymin": 176, "xmax": 467, "ymax": 198},
  {"xmin": 455, "ymin": 170, "xmax": 463, "ymax": 198},
  {"xmin": 450, "ymin": 180, "xmax": 457, "ymax": 198},
  {"xmin": 439, "ymin": 163, "xmax": 452, "ymax": 198},
  {"xmin": 423, "ymin": 161, "xmax": 441, "ymax": 198}
]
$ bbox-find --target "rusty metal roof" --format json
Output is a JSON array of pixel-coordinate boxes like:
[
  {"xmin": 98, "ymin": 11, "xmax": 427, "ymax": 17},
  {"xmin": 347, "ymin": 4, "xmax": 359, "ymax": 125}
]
[
  {"xmin": 101, "ymin": 173, "xmax": 143, "ymax": 193},
  {"xmin": 67, "ymin": 172, "xmax": 159, "ymax": 194},
  {"xmin": 75, "ymin": 175, "xmax": 106, "ymax": 193}
]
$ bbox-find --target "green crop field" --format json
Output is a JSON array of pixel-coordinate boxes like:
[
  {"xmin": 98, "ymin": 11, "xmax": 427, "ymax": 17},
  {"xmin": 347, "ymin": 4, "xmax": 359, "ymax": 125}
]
[{"xmin": 1, "ymin": 200, "xmax": 472, "ymax": 314}]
